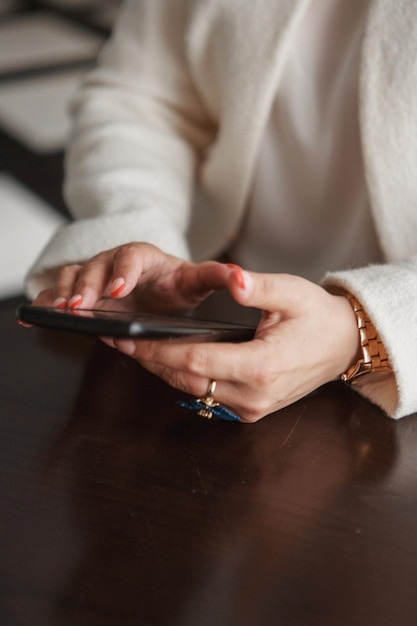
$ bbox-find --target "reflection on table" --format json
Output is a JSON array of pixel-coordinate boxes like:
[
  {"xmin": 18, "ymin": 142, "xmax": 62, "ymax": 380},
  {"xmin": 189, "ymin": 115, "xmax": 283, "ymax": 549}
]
[{"xmin": 1, "ymin": 296, "xmax": 417, "ymax": 626}]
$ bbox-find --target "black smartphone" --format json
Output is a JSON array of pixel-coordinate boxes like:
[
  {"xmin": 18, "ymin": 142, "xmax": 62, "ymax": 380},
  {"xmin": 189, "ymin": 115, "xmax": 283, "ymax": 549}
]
[{"xmin": 17, "ymin": 305, "xmax": 256, "ymax": 342}]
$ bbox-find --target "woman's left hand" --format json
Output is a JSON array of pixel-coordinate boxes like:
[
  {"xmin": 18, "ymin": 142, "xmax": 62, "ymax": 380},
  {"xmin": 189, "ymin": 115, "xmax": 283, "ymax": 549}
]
[{"xmin": 111, "ymin": 268, "xmax": 360, "ymax": 422}]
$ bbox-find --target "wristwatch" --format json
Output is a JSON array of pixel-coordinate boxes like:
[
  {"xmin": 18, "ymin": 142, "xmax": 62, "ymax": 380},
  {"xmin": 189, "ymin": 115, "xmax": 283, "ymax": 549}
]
[{"xmin": 330, "ymin": 288, "xmax": 392, "ymax": 384}]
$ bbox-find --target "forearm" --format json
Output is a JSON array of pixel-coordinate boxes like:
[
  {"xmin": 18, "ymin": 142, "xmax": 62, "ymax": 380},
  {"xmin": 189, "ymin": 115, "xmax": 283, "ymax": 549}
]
[
  {"xmin": 64, "ymin": 0, "xmax": 214, "ymax": 223},
  {"xmin": 26, "ymin": 0, "xmax": 214, "ymax": 299}
]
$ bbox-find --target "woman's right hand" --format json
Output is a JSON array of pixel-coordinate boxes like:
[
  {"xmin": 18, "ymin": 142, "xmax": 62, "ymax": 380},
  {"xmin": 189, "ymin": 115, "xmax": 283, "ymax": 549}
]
[{"xmin": 32, "ymin": 242, "xmax": 232, "ymax": 314}]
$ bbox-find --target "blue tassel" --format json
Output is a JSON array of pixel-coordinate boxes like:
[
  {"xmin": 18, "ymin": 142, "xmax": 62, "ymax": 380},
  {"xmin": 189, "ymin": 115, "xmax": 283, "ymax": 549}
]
[{"xmin": 176, "ymin": 399, "xmax": 240, "ymax": 422}]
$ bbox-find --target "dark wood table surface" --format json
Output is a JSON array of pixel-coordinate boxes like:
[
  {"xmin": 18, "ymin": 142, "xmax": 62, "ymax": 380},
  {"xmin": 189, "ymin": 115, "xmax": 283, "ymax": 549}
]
[{"xmin": 2, "ymin": 295, "xmax": 417, "ymax": 626}]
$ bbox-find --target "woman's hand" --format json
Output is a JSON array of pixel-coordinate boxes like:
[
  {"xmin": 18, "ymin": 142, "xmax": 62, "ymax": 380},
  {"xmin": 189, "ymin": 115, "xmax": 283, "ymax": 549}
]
[
  {"xmin": 32, "ymin": 242, "xmax": 232, "ymax": 314},
  {"xmin": 112, "ymin": 268, "xmax": 360, "ymax": 423}
]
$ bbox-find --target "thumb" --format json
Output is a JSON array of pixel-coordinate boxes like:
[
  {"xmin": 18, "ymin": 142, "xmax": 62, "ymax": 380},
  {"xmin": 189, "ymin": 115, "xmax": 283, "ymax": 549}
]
[{"xmin": 228, "ymin": 267, "xmax": 306, "ymax": 314}]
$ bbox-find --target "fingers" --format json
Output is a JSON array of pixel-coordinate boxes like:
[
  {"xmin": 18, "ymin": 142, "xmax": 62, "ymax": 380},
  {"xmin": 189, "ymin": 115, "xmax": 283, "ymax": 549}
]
[
  {"xmin": 33, "ymin": 261, "xmax": 107, "ymax": 309},
  {"xmin": 107, "ymin": 243, "xmax": 167, "ymax": 298},
  {"xmin": 92, "ymin": 264, "xmax": 350, "ymax": 424},
  {"xmin": 227, "ymin": 267, "xmax": 314, "ymax": 315},
  {"xmin": 179, "ymin": 261, "xmax": 233, "ymax": 298},
  {"xmin": 46, "ymin": 243, "xmax": 166, "ymax": 310},
  {"xmin": 54, "ymin": 262, "xmax": 105, "ymax": 309},
  {"xmin": 115, "ymin": 336, "xmax": 288, "ymax": 421},
  {"xmin": 115, "ymin": 336, "xmax": 262, "ymax": 384},
  {"xmin": 37, "ymin": 243, "xmax": 234, "ymax": 312},
  {"xmin": 133, "ymin": 358, "xmax": 276, "ymax": 423},
  {"xmin": 32, "ymin": 288, "xmax": 56, "ymax": 307},
  {"xmin": 109, "ymin": 269, "xmax": 343, "ymax": 423}
]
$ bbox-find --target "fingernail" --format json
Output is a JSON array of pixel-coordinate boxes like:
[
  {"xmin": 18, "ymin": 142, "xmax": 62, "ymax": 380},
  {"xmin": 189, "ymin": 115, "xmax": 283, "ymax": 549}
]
[
  {"xmin": 53, "ymin": 297, "xmax": 68, "ymax": 309},
  {"xmin": 18, "ymin": 319, "xmax": 32, "ymax": 328},
  {"xmin": 226, "ymin": 264, "xmax": 251, "ymax": 290},
  {"xmin": 68, "ymin": 294, "xmax": 83, "ymax": 309},
  {"xmin": 100, "ymin": 336, "xmax": 116, "ymax": 349},
  {"xmin": 110, "ymin": 277, "xmax": 125, "ymax": 298},
  {"xmin": 118, "ymin": 340, "xmax": 136, "ymax": 356},
  {"xmin": 236, "ymin": 269, "xmax": 246, "ymax": 290},
  {"xmin": 234, "ymin": 269, "xmax": 253, "ymax": 292}
]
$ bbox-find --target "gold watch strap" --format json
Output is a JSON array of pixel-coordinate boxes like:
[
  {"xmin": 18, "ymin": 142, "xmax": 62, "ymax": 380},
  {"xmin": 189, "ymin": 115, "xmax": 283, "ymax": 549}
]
[{"xmin": 330, "ymin": 288, "xmax": 392, "ymax": 383}]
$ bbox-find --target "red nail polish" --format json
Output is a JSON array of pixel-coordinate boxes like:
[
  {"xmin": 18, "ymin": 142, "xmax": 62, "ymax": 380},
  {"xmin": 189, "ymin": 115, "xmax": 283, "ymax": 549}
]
[
  {"xmin": 234, "ymin": 268, "xmax": 246, "ymax": 290},
  {"xmin": 69, "ymin": 295, "xmax": 83, "ymax": 310},
  {"xmin": 111, "ymin": 285, "xmax": 124, "ymax": 297},
  {"xmin": 53, "ymin": 297, "xmax": 68, "ymax": 309},
  {"xmin": 226, "ymin": 263, "xmax": 241, "ymax": 270},
  {"xmin": 110, "ymin": 278, "xmax": 125, "ymax": 298}
]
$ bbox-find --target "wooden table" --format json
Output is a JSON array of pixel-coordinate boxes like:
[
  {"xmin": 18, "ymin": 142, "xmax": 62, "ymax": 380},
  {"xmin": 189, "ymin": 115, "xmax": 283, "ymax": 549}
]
[{"xmin": 1, "ymin": 295, "xmax": 417, "ymax": 626}]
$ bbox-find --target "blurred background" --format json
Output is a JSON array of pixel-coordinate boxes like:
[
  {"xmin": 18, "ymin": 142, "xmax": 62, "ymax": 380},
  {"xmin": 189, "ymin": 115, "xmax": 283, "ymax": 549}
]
[{"xmin": 0, "ymin": 0, "xmax": 122, "ymax": 300}]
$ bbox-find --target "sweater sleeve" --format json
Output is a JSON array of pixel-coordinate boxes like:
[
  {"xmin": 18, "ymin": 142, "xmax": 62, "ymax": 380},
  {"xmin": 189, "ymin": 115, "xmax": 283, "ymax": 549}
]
[
  {"xmin": 25, "ymin": 0, "xmax": 214, "ymax": 299},
  {"xmin": 322, "ymin": 256, "xmax": 417, "ymax": 420}
]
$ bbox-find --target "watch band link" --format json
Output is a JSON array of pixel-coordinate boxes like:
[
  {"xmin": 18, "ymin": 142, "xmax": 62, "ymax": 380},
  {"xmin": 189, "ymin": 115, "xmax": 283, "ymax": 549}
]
[{"xmin": 329, "ymin": 288, "xmax": 392, "ymax": 383}]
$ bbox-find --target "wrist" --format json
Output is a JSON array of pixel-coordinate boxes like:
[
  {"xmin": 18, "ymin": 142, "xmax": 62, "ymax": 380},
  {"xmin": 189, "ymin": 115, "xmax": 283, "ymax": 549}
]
[
  {"xmin": 327, "ymin": 287, "xmax": 392, "ymax": 384},
  {"xmin": 329, "ymin": 294, "xmax": 362, "ymax": 378}
]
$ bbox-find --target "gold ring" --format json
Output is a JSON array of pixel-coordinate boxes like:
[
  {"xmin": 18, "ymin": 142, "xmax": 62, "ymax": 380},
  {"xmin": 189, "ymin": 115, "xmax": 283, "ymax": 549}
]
[
  {"xmin": 206, "ymin": 380, "xmax": 216, "ymax": 398},
  {"xmin": 197, "ymin": 379, "xmax": 219, "ymax": 419},
  {"xmin": 176, "ymin": 378, "xmax": 241, "ymax": 422}
]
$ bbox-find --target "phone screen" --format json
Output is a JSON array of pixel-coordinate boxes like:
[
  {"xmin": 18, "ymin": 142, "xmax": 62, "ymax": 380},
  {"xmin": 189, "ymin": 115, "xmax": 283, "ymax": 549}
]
[{"xmin": 17, "ymin": 305, "xmax": 256, "ymax": 342}]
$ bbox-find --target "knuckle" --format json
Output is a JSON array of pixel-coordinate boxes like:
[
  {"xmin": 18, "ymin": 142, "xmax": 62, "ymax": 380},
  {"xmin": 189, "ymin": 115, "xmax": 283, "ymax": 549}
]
[
  {"xmin": 57, "ymin": 264, "xmax": 81, "ymax": 281},
  {"xmin": 239, "ymin": 390, "xmax": 275, "ymax": 421},
  {"xmin": 54, "ymin": 265, "xmax": 82, "ymax": 295},
  {"xmin": 240, "ymin": 411, "xmax": 264, "ymax": 424},
  {"xmin": 253, "ymin": 363, "xmax": 279, "ymax": 388},
  {"xmin": 112, "ymin": 243, "xmax": 139, "ymax": 267},
  {"xmin": 157, "ymin": 368, "xmax": 201, "ymax": 397},
  {"xmin": 115, "ymin": 242, "xmax": 156, "ymax": 260},
  {"xmin": 244, "ymin": 398, "xmax": 269, "ymax": 419},
  {"xmin": 117, "ymin": 242, "xmax": 138, "ymax": 256},
  {"xmin": 161, "ymin": 369, "xmax": 186, "ymax": 392},
  {"xmin": 77, "ymin": 259, "xmax": 98, "ymax": 276},
  {"xmin": 135, "ymin": 342, "xmax": 157, "ymax": 362},
  {"xmin": 186, "ymin": 347, "xmax": 209, "ymax": 376},
  {"xmin": 74, "ymin": 261, "xmax": 102, "ymax": 288}
]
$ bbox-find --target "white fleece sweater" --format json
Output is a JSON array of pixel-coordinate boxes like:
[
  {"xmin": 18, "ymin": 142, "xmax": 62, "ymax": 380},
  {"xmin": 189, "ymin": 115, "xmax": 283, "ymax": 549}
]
[
  {"xmin": 27, "ymin": 0, "xmax": 417, "ymax": 420},
  {"xmin": 233, "ymin": 0, "xmax": 381, "ymax": 280}
]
